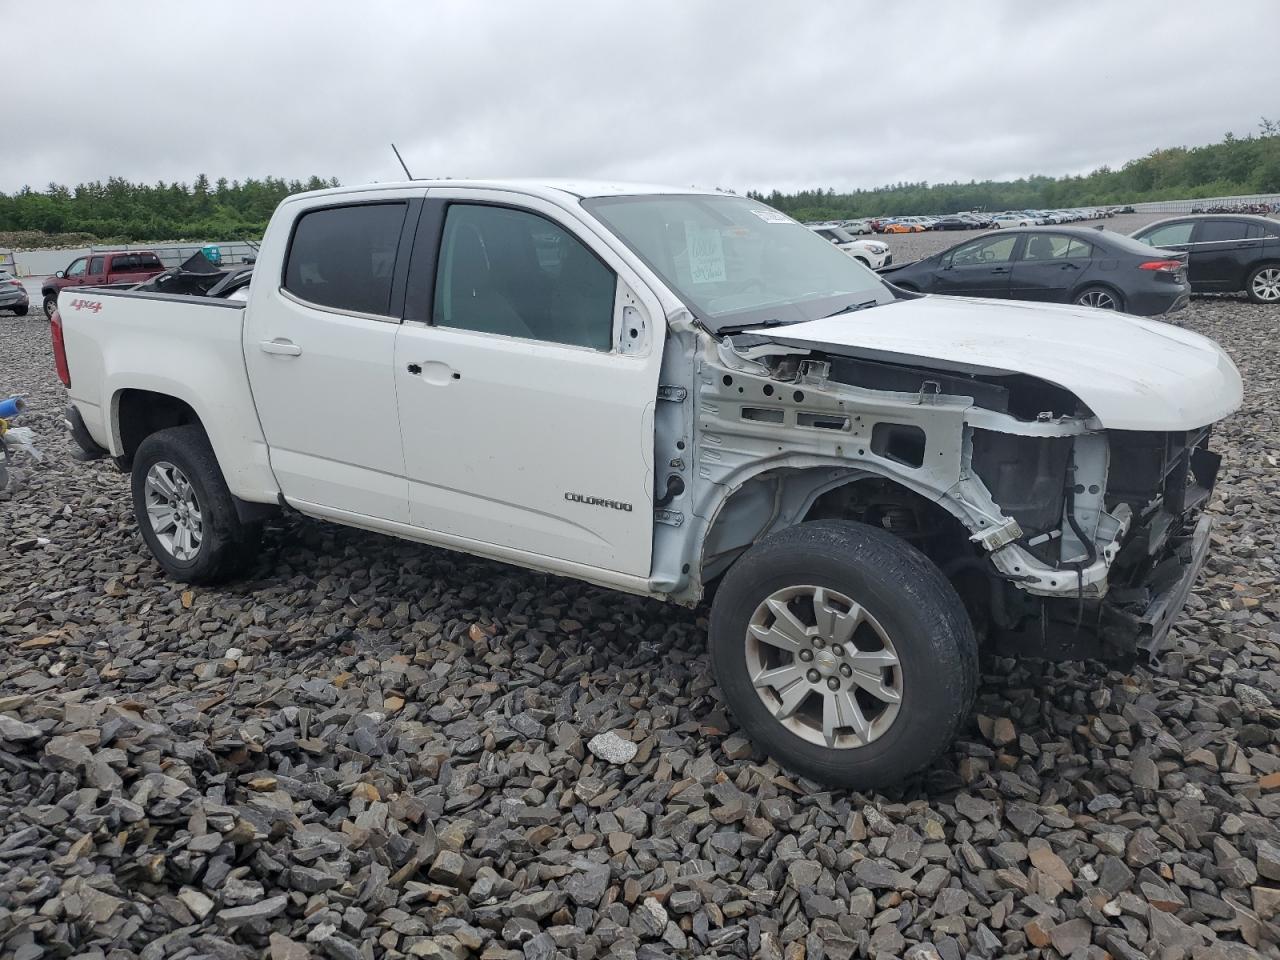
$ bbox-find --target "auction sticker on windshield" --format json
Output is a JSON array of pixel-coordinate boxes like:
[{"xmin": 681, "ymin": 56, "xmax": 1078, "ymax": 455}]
[
  {"xmin": 685, "ymin": 223, "xmax": 727, "ymax": 284},
  {"xmin": 748, "ymin": 207, "xmax": 793, "ymax": 224}
]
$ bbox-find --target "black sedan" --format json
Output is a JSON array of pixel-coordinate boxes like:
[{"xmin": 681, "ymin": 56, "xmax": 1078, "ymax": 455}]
[
  {"xmin": 880, "ymin": 227, "xmax": 1189, "ymax": 316},
  {"xmin": 931, "ymin": 215, "xmax": 973, "ymax": 231},
  {"xmin": 1130, "ymin": 214, "xmax": 1280, "ymax": 303}
]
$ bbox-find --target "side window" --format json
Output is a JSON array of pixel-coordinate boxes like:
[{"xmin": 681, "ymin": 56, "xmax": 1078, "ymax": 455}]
[
  {"xmin": 88, "ymin": 256, "xmax": 105, "ymax": 274},
  {"xmin": 137, "ymin": 254, "xmax": 163, "ymax": 269},
  {"xmin": 950, "ymin": 235, "xmax": 1017, "ymax": 266},
  {"xmin": 283, "ymin": 203, "xmax": 406, "ymax": 315},
  {"xmin": 65, "ymin": 257, "xmax": 88, "ymax": 277},
  {"xmin": 1196, "ymin": 220, "xmax": 1248, "ymax": 243},
  {"xmin": 815, "ymin": 230, "xmax": 837, "ymax": 243},
  {"xmin": 1021, "ymin": 234, "xmax": 1073, "ymax": 260},
  {"xmin": 434, "ymin": 204, "xmax": 616, "ymax": 351},
  {"xmin": 1139, "ymin": 222, "xmax": 1194, "ymax": 247},
  {"xmin": 112, "ymin": 255, "xmax": 137, "ymax": 271}
]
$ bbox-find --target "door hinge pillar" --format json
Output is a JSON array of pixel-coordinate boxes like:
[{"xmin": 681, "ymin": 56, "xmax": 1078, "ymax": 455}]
[{"xmin": 657, "ymin": 385, "xmax": 687, "ymax": 402}]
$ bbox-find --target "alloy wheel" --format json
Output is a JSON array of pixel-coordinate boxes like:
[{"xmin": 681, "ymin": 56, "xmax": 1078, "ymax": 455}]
[
  {"xmin": 1077, "ymin": 289, "xmax": 1118, "ymax": 310},
  {"xmin": 1252, "ymin": 267, "xmax": 1280, "ymax": 301},
  {"xmin": 745, "ymin": 585, "xmax": 903, "ymax": 749},
  {"xmin": 144, "ymin": 460, "xmax": 203, "ymax": 561}
]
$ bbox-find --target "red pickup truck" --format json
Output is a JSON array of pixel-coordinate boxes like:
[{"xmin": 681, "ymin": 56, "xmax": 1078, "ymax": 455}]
[{"xmin": 41, "ymin": 251, "xmax": 166, "ymax": 318}]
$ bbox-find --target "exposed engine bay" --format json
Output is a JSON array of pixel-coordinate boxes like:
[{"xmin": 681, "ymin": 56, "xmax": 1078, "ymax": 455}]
[{"xmin": 663, "ymin": 327, "xmax": 1221, "ymax": 667}]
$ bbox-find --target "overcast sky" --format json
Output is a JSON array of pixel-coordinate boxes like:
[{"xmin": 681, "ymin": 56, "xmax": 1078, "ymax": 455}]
[{"xmin": 3, "ymin": 0, "xmax": 1275, "ymax": 196}]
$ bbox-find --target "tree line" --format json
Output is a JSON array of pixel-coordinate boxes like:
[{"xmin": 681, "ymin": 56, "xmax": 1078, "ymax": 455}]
[
  {"xmin": 0, "ymin": 174, "xmax": 340, "ymax": 242},
  {"xmin": 749, "ymin": 121, "xmax": 1280, "ymax": 221}
]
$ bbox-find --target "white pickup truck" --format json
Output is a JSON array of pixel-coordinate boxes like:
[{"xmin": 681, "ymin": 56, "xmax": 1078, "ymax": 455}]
[{"xmin": 55, "ymin": 180, "xmax": 1242, "ymax": 788}]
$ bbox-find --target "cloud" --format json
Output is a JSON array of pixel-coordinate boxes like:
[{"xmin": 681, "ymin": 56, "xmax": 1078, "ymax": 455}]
[{"xmin": 2, "ymin": 0, "xmax": 1272, "ymax": 196}]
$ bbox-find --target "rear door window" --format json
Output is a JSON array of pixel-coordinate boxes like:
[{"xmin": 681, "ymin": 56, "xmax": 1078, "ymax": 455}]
[
  {"xmin": 89, "ymin": 256, "xmax": 105, "ymax": 274},
  {"xmin": 112, "ymin": 255, "xmax": 137, "ymax": 271},
  {"xmin": 283, "ymin": 203, "xmax": 407, "ymax": 316},
  {"xmin": 1196, "ymin": 220, "xmax": 1249, "ymax": 243}
]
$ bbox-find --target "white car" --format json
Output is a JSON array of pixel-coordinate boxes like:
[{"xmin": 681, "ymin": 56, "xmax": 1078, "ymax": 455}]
[
  {"xmin": 808, "ymin": 225, "xmax": 892, "ymax": 268},
  {"xmin": 56, "ymin": 178, "xmax": 1241, "ymax": 790},
  {"xmin": 991, "ymin": 213, "xmax": 1036, "ymax": 228}
]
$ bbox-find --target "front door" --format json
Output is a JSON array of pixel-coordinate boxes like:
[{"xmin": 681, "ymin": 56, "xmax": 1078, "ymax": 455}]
[
  {"xmin": 393, "ymin": 191, "xmax": 663, "ymax": 576},
  {"xmin": 62, "ymin": 256, "xmax": 89, "ymax": 287},
  {"xmin": 1009, "ymin": 232, "xmax": 1094, "ymax": 302},
  {"xmin": 242, "ymin": 193, "xmax": 419, "ymax": 522},
  {"xmin": 934, "ymin": 233, "xmax": 1018, "ymax": 297}
]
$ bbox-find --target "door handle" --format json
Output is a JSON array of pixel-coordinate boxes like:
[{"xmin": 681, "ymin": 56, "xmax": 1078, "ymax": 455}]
[
  {"xmin": 406, "ymin": 359, "xmax": 461, "ymax": 384},
  {"xmin": 990, "ymin": 267, "xmax": 1010, "ymax": 274},
  {"xmin": 259, "ymin": 338, "xmax": 302, "ymax": 357}
]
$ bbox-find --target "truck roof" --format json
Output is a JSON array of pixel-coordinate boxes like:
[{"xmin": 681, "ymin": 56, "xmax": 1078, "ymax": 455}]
[{"xmin": 283, "ymin": 179, "xmax": 726, "ymax": 204}]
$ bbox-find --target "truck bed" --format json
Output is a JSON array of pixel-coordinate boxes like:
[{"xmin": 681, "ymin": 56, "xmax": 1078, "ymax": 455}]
[{"xmin": 60, "ymin": 287, "xmax": 278, "ymax": 502}]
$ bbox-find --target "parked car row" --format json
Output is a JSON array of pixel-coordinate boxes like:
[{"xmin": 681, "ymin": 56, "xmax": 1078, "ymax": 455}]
[
  {"xmin": 0, "ymin": 271, "xmax": 29, "ymax": 315},
  {"xmin": 877, "ymin": 213, "xmax": 1280, "ymax": 311},
  {"xmin": 849, "ymin": 207, "xmax": 1120, "ymax": 234}
]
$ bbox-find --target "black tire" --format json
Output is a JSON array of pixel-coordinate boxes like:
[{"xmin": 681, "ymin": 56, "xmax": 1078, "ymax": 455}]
[
  {"xmin": 13, "ymin": 305, "xmax": 27, "ymax": 316},
  {"xmin": 1074, "ymin": 285, "xmax": 1124, "ymax": 311},
  {"xmin": 709, "ymin": 520, "xmax": 977, "ymax": 789},
  {"xmin": 43, "ymin": 296, "xmax": 57, "ymax": 319},
  {"xmin": 130, "ymin": 425, "xmax": 260, "ymax": 583},
  {"xmin": 1245, "ymin": 263, "xmax": 1280, "ymax": 304}
]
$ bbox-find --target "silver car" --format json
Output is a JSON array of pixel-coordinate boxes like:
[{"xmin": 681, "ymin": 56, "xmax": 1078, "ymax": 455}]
[{"xmin": 0, "ymin": 271, "xmax": 29, "ymax": 315}]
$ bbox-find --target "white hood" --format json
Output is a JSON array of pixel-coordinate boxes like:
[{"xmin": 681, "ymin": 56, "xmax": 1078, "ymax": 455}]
[{"xmin": 773, "ymin": 295, "xmax": 1242, "ymax": 431}]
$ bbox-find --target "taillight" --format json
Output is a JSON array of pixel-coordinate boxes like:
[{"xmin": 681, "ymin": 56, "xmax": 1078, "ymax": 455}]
[
  {"xmin": 1139, "ymin": 259, "xmax": 1183, "ymax": 272},
  {"xmin": 50, "ymin": 309, "xmax": 71, "ymax": 387}
]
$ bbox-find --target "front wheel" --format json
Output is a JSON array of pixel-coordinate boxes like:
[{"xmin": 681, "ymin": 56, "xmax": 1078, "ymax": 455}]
[
  {"xmin": 1075, "ymin": 286, "xmax": 1123, "ymax": 311},
  {"xmin": 709, "ymin": 520, "xmax": 977, "ymax": 789},
  {"xmin": 43, "ymin": 296, "xmax": 57, "ymax": 319},
  {"xmin": 13, "ymin": 305, "xmax": 27, "ymax": 316},
  {"xmin": 130, "ymin": 425, "xmax": 261, "ymax": 583},
  {"xmin": 1247, "ymin": 264, "xmax": 1280, "ymax": 303}
]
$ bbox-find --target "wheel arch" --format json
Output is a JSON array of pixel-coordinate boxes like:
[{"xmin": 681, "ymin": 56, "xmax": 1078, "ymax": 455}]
[
  {"xmin": 697, "ymin": 462, "xmax": 977, "ymax": 591},
  {"xmin": 1246, "ymin": 258, "xmax": 1280, "ymax": 292}
]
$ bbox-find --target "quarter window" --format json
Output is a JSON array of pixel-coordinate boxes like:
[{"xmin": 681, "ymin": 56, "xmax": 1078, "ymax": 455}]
[
  {"xmin": 1138, "ymin": 222, "xmax": 1194, "ymax": 247},
  {"xmin": 284, "ymin": 203, "xmax": 406, "ymax": 316},
  {"xmin": 433, "ymin": 204, "xmax": 616, "ymax": 351}
]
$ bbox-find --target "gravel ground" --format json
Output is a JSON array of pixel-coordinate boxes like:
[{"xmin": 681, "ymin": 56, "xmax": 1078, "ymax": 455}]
[{"xmin": 1, "ymin": 285, "xmax": 1278, "ymax": 960}]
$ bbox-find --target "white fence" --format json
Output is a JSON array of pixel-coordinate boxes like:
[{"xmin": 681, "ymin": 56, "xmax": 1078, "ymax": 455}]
[{"xmin": 10, "ymin": 240, "xmax": 259, "ymax": 278}]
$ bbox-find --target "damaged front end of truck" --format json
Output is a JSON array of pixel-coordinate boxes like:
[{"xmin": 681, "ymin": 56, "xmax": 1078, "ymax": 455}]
[{"xmin": 655, "ymin": 307, "xmax": 1232, "ymax": 668}]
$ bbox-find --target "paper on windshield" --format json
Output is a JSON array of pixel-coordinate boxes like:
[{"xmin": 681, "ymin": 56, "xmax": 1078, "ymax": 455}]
[
  {"xmin": 748, "ymin": 207, "xmax": 793, "ymax": 224},
  {"xmin": 685, "ymin": 223, "xmax": 727, "ymax": 284}
]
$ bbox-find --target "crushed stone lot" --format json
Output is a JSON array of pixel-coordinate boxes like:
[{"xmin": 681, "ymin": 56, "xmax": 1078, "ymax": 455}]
[{"xmin": 1, "ymin": 284, "xmax": 1279, "ymax": 959}]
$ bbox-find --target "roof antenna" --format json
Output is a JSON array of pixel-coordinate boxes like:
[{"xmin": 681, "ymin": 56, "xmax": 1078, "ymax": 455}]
[{"xmin": 391, "ymin": 143, "xmax": 414, "ymax": 180}]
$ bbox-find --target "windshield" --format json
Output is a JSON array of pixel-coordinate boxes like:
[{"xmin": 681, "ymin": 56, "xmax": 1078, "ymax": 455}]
[{"xmin": 584, "ymin": 194, "xmax": 889, "ymax": 331}]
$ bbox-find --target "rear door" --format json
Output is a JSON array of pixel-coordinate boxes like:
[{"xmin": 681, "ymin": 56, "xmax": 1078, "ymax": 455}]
[
  {"xmin": 1009, "ymin": 233, "xmax": 1093, "ymax": 302},
  {"xmin": 392, "ymin": 189, "xmax": 663, "ymax": 576},
  {"xmin": 933, "ymin": 233, "xmax": 1018, "ymax": 297},
  {"xmin": 1190, "ymin": 219, "xmax": 1256, "ymax": 290},
  {"xmin": 242, "ymin": 190, "xmax": 421, "ymax": 522},
  {"xmin": 104, "ymin": 253, "xmax": 134, "ymax": 285}
]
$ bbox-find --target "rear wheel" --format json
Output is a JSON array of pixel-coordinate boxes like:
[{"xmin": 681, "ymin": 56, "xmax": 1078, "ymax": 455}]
[
  {"xmin": 1246, "ymin": 264, "xmax": 1280, "ymax": 303},
  {"xmin": 43, "ymin": 296, "xmax": 57, "ymax": 319},
  {"xmin": 709, "ymin": 520, "xmax": 978, "ymax": 789},
  {"xmin": 130, "ymin": 425, "xmax": 260, "ymax": 583},
  {"xmin": 1075, "ymin": 286, "xmax": 1123, "ymax": 311}
]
